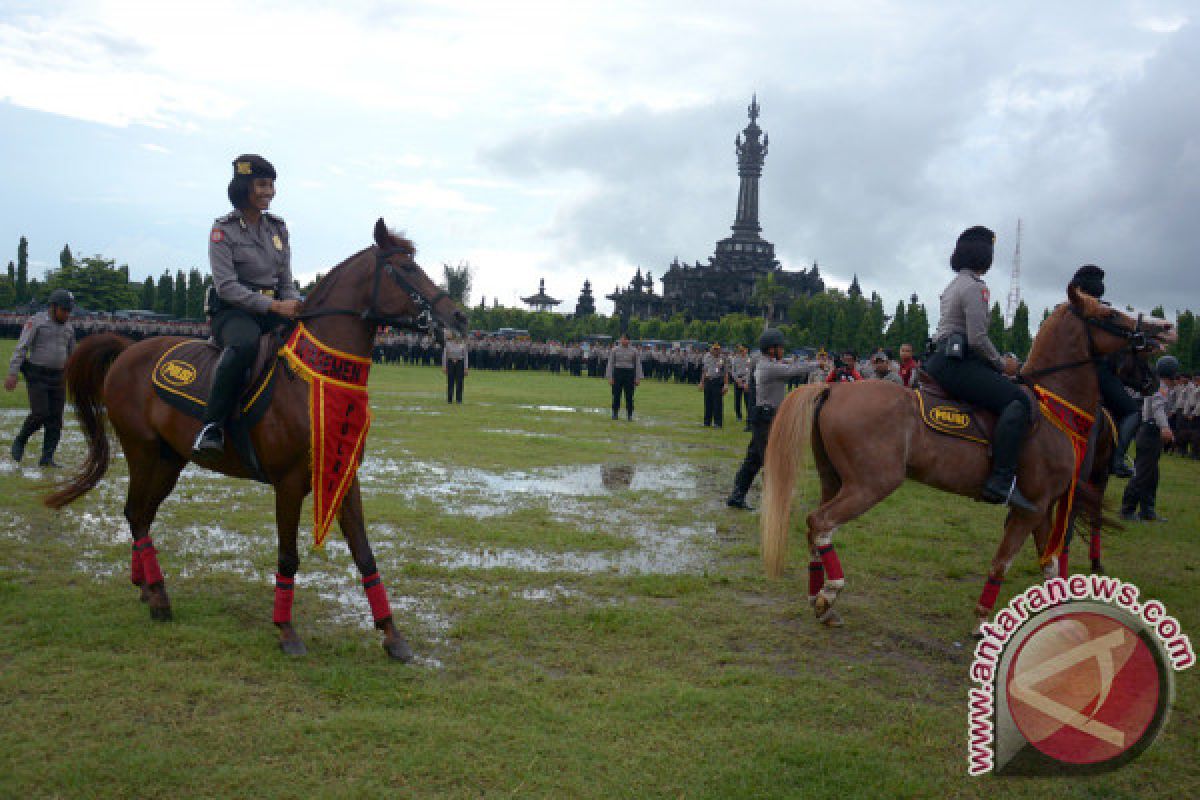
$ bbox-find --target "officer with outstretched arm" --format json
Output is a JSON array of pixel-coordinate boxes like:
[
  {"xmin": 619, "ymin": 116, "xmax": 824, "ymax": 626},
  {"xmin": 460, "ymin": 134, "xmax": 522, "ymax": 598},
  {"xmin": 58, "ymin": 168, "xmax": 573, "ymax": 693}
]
[{"xmin": 726, "ymin": 328, "xmax": 814, "ymax": 510}]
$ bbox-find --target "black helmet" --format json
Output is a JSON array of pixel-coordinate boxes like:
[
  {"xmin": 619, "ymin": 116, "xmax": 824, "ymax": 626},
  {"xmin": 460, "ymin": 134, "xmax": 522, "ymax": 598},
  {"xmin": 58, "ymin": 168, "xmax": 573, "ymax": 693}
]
[
  {"xmin": 951, "ymin": 225, "xmax": 995, "ymax": 273},
  {"xmin": 47, "ymin": 288, "xmax": 74, "ymax": 309},
  {"xmin": 1070, "ymin": 265, "xmax": 1105, "ymax": 299},
  {"xmin": 1156, "ymin": 355, "xmax": 1179, "ymax": 378},
  {"xmin": 759, "ymin": 328, "xmax": 785, "ymax": 351}
]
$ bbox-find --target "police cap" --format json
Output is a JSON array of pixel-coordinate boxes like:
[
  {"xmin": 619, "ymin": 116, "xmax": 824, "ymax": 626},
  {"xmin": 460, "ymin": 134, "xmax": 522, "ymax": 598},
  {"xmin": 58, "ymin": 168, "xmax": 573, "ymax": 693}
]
[{"xmin": 232, "ymin": 154, "xmax": 276, "ymax": 180}]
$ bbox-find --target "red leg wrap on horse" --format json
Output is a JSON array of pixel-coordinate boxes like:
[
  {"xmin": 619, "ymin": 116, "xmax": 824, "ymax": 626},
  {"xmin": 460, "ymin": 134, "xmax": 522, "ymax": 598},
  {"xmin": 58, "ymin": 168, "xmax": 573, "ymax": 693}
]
[
  {"xmin": 130, "ymin": 543, "xmax": 145, "ymax": 586},
  {"xmin": 136, "ymin": 536, "xmax": 164, "ymax": 586},
  {"xmin": 816, "ymin": 544, "xmax": 843, "ymax": 582},
  {"xmin": 362, "ymin": 572, "xmax": 391, "ymax": 621},
  {"xmin": 1058, "ymin": 549, "xmax": 1069, "ymax": 580},
  {"xmin": 979, "ymin": 578, "xmax": 1003, "ymax": 611},
  {"xmin": 808, "ymin": 561, "xmax": 825, "ymax": 597},
  {"xmin": 1089, "ymin": 531, "xmax": 1102, "ymax": 562},
  {"xmin": 273, "ymin": 574, "xmax": 295, "ymax": 624}
]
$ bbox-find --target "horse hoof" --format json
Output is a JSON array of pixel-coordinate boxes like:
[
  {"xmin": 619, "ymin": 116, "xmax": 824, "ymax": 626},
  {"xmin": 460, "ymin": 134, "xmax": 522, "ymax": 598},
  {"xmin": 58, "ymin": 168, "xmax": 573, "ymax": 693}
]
[
  {"xmin": 383, "ymin": 637, "xmax": 414, "ymax": 662},
  {"xmin": 279, "ymin": 639, "xmax": 307, "ymax": 657},
  {"xmin": 818, "ymin": 608, "xmax": 844, "ymax": 627},
  {"xmin": 149, "ymin": 606, "xmax": 173, "ymax": 622}
]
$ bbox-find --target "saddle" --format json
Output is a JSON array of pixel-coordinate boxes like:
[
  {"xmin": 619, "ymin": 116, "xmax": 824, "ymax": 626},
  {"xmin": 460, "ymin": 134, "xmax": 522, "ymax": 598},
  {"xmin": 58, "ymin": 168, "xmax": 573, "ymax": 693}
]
[
  {"xmin": 915, "ymin": 370, "xmax": 1037, "ymax": 447},
  {"xmin": 152, "ymin": 332, "xmax": 285, "ymax": 481}
]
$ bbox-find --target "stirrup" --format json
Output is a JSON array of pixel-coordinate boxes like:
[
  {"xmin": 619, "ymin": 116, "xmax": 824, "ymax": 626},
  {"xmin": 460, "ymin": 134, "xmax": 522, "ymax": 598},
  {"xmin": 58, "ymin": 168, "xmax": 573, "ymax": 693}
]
[
  {"xmin": 191, "ymin": 422, "xmax": 225, "ymax": 456},
  {"xmin": 984, "ymin": 474, "xmax": 1036, "ymax": 513}
]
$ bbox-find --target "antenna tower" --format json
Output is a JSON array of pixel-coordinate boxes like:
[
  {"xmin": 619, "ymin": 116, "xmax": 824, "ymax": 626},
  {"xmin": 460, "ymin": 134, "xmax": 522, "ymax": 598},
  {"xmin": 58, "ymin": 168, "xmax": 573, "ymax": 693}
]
[{"xmin": 1005, "ymin": 218, "xmax": 1023, "ymax": 327}]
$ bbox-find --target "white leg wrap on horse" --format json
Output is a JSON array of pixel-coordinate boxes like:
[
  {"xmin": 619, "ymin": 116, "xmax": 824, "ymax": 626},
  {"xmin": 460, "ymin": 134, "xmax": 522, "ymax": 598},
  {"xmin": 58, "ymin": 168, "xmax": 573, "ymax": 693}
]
[
  {"xmin": 1042, "ymin": 561, "xmax": 1058, "ymax": 582},
  {"xmin": 813, "ymin": 527, "xmax": 836, "ymax": 548}
]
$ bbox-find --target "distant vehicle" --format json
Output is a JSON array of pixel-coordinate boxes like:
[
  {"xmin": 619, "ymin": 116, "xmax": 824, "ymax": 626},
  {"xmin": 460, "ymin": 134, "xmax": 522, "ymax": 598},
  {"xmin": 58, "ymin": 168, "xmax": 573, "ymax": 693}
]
[
  {"xmin": 583, "ymin": 334, "xmax": 612, "ymax": 343},
  {"xmin": 495, "ymin": 327, "xmax": 530, "ymax": 340}
]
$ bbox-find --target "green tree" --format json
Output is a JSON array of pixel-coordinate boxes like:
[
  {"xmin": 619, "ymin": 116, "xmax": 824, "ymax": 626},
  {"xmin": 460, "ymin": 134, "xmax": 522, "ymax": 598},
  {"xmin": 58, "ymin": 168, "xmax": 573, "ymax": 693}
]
[
  {"xmin": 988, "ymin": 302, "xmax": 1007, "ymax": 353},
  {"xmin": 60, "ymin": 244, "xmax": 74, "ymax": 269},
  {"xmin": 173, "ymin": 270, "xmax": 187, "ymax": 318},
  {"xmin": 752, "ymin": 272, "xmax": 790, "ymax": 323},
  {"xmin": 885, "ymin": 301, "xmax": 906, "ymax": 350},
  {"xmin": 16, "ymin": 236, "xmax": 29, "ymax": 303},
  {"xmin": 0, "ymin": 276, "xmax": 13, "ymax": 308},
  {"xmin": 905, "ymin": 296, "xmax": 929, "ymax": 350},
  {"xmin": 155, "ymin": 271, "xmax": 173, "ymax": 314},
  {"xmin": 1172, "ymin": 310, "xmax": 1195, "ymax": 372},
  {"xmin": 186, "ymin": 269, "xmax": 205, "ymax": 319},
  {"xmin": 442, "ymin": 262, "xmax": 472, "ymax": 306},
  {"xmin": 1150, "ymin": 305, "xmax": 1165, "ymax": 319},
  {"xmin": 1008, "ymin": 301, "xmax": 1032, "ymax": 359},
  {"xmin": 42, "ymin": 255, "xmax": 138, "ymax": 311},
  {"xmin": 140, "ymin": 276, "xmax": 155, "ymax": 310}
]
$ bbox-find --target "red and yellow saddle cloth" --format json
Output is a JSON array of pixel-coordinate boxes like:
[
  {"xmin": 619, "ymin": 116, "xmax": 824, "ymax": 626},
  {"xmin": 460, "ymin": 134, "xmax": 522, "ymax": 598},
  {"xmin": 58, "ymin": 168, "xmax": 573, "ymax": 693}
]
[
  {"xmin": 1034, "ymin": 385, "xmax": 1094, "ymax": 566},
  {"xmin": 280, "ymin": 323, "xmax": 373, "ymax": 548}
]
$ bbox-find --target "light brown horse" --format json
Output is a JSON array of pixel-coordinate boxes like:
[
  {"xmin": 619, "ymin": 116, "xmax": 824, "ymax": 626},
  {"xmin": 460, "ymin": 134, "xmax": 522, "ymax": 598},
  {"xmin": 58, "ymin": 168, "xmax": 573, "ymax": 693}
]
[
  {"xmin": 45, "ymin": 219, "xmax": 468, "ymax": 659},
  {"xmin": 760, "ymin": 286, "xmax": 1174, "ymax": 631}
]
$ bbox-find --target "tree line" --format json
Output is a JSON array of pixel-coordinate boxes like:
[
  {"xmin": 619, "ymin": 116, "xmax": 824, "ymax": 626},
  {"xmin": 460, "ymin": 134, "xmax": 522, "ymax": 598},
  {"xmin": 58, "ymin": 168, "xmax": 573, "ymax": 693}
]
[{"xmin": 1, "ymin": 236, "xmax": 211, "ymax": 318}]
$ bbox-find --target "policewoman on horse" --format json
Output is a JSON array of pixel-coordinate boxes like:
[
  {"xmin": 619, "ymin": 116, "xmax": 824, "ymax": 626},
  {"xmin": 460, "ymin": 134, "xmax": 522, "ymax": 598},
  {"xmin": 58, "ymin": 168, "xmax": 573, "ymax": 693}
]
[
  {"xmin": 193, "ymin": 154, "xmax": 303, "ymax": 457},
  {"xmin": 924, "ymin": 225, "xmax": 1036, "ymax": 512}
]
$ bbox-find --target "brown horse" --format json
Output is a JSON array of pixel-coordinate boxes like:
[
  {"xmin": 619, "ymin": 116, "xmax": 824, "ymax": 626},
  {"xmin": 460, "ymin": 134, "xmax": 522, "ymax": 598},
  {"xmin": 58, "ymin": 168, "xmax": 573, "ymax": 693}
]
[
  {"xmin": 760, "ymin": 286, "xmax": 1174, "ymax": 631},
  {"xmin": 45, "ymin": 219, "xmax": 468, "ymax": 659}
]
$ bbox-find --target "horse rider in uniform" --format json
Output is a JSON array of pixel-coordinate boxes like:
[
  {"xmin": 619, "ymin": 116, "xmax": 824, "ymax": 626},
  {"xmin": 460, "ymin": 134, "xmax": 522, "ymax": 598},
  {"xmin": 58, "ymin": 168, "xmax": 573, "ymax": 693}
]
[
  {"xmin": 727, "ymin": 328, "xmax": 814, "ymax": 510},
  {"xmin": 6, "ymin": 288, "xmax": 76, "ymax": 467},
  {"xmin": 1068, "ymin": 265, "xmax": 1141, "ymax": 477},
  {"xmin": 1121, "ymin": 356, "xmax": 1178, "ymax": 522},
  {"xmin": 192, "ymin": 154, "xmax": 303, "ymax": 457},
  {"xmin": 923, "ymin": 225, "xmax": 1036, "ymax": 512}
]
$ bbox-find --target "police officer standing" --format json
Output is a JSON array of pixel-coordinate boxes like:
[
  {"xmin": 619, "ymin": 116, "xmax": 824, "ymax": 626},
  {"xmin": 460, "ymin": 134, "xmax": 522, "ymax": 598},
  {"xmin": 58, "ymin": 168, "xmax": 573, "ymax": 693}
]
[
  {"xmin": 6, "ymin": 289, "xmax": 76, "ymax": 466},
  {"xmin": 193, "ymin": 154, "xmax": 303, "ymax": 457},
  {"xmin": 1121, "ymin": 356, "xmax": 1178, "ymax": 522},
  {"xmin": 923, "ymin": 226, "xmax": 1035, "ymax": 512},
  {"xmin": 730, "ymin": 345, "xmax": 752, "ymax": 424},
  {"xmin": 700, "ymin": 342, "xmax": 729, "ymax": 427},
  {"xmin": 606, "ymin": 333, "xmax": 642, "ymax": 420},
  {"xmin": 726, "ymin": 329, "xmax": 813, "ymax": 509},
  {"xmin": 442, "ymin": 331, "xmax": 468, "ymax": 404}
]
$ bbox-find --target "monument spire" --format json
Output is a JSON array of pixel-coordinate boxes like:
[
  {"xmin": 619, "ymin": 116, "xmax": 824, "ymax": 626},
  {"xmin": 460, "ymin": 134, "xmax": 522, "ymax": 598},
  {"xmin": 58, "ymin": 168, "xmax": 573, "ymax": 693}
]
[{"xmin": 732, "ymin": 93, "xmax": 768, "ymax": 238}]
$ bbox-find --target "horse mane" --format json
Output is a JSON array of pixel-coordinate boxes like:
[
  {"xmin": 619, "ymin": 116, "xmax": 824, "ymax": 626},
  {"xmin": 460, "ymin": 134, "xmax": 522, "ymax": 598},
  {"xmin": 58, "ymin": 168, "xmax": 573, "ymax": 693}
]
[{"xmin": 302, "ymin": 247, "xmax": 372, "ymax": 309}]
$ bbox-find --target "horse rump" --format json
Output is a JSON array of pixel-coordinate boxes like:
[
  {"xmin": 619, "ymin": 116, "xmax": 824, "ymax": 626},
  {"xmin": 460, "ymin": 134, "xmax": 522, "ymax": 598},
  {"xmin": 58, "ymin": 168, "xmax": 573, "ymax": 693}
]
[{"xmin": 43, "ymin": 333, "xmax": 132, "ymax": 509}]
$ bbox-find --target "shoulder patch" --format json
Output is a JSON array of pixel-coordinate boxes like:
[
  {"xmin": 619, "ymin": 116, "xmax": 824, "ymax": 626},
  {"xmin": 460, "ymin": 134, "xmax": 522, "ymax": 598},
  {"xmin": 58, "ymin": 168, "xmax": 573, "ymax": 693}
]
[
  {"xmin": 211, "ymin": 229, "xmax": 225, "ymax": 244},
  {"xmin": 982, "ymin": 287, "xmax": 990, "ymax": 304}
]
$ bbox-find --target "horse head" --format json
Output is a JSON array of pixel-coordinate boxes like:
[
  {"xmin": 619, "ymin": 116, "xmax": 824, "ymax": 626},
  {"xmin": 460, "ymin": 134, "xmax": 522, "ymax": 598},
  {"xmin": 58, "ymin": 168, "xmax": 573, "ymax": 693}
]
[
  {"xmin": 1066, "ymin": 284, "xmax": 1176, "ymax": 358},
  {"xmin": 371, "ymin": 218, "xmax": 469, "ymax": 336}
]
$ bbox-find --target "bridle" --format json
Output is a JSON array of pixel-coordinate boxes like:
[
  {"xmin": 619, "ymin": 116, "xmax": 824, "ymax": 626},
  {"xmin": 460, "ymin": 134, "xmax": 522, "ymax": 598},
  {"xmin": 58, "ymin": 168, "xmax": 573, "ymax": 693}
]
[
  {"xmin": 297, "ymin": 245, "xmax": 449, "ymax": 334},
  {"xmin": 1020, "ymin": 305, "xmax": 1150, "ymax": 383}
]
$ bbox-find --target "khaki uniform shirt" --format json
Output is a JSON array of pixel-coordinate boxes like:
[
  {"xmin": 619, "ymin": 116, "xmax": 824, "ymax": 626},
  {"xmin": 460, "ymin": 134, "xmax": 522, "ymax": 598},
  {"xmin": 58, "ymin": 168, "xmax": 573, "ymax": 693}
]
[
  {"xmin": 933, "ymin": 270, "xmax": 1002, "ymax": 369},
  {"xmin": 209, "ymin": 210, "xmax": 300, "ymax": 315},
  {"xmin": 8, "ymin": 311, "xmax": 74, "ymax": 375}
]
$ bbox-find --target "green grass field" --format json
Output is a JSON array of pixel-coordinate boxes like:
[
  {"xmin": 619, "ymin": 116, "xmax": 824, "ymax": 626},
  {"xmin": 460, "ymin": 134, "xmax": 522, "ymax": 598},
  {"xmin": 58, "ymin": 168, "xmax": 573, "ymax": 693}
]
[{"xmin": 0, "ymin": 340, "xmax": 1196, "ymax": 799}]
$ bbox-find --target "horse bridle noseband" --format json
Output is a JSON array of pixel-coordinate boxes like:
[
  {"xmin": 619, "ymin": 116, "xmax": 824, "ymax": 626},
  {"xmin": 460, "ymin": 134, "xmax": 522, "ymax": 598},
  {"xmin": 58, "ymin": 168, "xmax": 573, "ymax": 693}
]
[
  {"xmin": 1021, "ymin": 306, "xmax": 1149, "ymax": 383},
  {"xmin": 297, "ymin": 245, "xmax": 449, "ymax": 334}
]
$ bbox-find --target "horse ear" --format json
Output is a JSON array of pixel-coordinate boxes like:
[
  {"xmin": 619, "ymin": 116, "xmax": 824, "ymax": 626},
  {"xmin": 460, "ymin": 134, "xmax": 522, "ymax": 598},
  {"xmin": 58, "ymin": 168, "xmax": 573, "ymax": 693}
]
[
  {"xmin": 1067, "ymin": 283, "xmax": 1085, "ymax": 311},
  {"xmin": 374, "ymin": 218, "xmax": 389, "ymax": 248}
]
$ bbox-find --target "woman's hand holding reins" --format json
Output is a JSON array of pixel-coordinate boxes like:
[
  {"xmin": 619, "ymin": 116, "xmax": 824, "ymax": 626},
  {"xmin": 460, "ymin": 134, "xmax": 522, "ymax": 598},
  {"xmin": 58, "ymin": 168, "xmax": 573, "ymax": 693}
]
[{"xmin": 272, "ymin": 299, "xmax": 303, "ymax": 319}]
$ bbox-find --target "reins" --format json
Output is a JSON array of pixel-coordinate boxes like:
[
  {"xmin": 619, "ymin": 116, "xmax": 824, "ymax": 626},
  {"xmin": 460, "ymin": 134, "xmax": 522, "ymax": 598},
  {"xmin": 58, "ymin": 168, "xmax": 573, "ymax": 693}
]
[
  {"xmin": 295, "ymin": 245, "xmax": 445, "ymax": 334},
  {"xmin": 1019, "ymin": 307, "xmax": 1146, "ymax": 385}
]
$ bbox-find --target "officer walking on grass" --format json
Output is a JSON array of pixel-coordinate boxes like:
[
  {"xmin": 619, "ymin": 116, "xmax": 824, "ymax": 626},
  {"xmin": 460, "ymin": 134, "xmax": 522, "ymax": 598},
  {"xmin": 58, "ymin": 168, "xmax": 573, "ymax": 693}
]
[
  {"xmin": 6, "ymin": 289, "xmax": 76, "ymax": 467},
  {"xmin": 726, "ymin": 329, "xmax": 815, "ymax": 510},
  {"xmin": 1120, "ymin": 355, "xmax": 1178, "ymax": 522}
]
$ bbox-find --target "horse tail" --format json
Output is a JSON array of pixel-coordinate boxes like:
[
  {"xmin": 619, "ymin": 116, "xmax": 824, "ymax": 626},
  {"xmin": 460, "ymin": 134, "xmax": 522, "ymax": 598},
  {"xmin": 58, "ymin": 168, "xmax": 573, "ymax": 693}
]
[
  {"xmin": 44, "ymin": 333, "xmax": 131, "ymax": 510},
  {"xmin": 761, "ymin": 384, "xmax": 827, "ymax": 579}
]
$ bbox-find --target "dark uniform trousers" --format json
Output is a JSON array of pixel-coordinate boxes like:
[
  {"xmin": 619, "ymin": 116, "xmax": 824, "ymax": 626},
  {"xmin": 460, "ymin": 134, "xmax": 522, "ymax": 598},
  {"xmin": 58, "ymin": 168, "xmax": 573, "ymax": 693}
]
[
  {"xmin": 732, "ymin": 383, "xmax": 747, "ymax": 421},
  {"xmin": 703, "ymin": 381, "xmax": 724, "ymax": 427},
  {"xmin": 611, "ymin": 367, "xmax": 636, "ymax": 416},
  {"xmin": 731, "ymin": 406, "xmax": 774, "ymax": 499},
  {"xmin": 446, "ymin": 360, "xmax": 465, "ymax": 403},
  {"xmin": 16, "ymin": 364, "xmax": 66, "ymax": 460},
  {"xmin": 1121, "ymin": 422, "xmax": 1163, "ymax": 517},
  {"xmin": 205, "ymin": 308, "xmax": 275, "ymax": 425},
  {"xmin": 924, "ymin": 350, "xmax": 1031, "ymax": 475},
  {"xmin": 1097, "ymin": 360, "xmax": 1141, "ymax": 463}
]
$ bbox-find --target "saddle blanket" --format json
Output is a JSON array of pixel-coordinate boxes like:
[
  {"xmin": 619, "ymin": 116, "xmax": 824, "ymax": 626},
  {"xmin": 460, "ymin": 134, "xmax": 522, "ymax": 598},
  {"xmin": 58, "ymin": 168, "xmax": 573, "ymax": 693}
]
[{"xmin": 151, "ymin": 338, "xmax": 279, "ymax": 427}]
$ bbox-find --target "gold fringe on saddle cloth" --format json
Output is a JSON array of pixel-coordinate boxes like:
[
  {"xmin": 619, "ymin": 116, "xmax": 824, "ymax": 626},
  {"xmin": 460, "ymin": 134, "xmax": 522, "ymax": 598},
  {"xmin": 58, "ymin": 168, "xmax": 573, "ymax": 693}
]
[
  {"xmin": 280, "ymin": 323, "xmax": 373, "ymax": 547},
  {"xmin": 1033, "ymin": 385, "xmax": 1095, "ymax": 566}
]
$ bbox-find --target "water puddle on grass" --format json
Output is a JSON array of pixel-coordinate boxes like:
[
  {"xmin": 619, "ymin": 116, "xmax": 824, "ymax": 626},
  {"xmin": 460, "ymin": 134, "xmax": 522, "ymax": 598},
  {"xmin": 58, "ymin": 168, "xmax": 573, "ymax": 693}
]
[{"xmin": 359, "ymin": 458, "xmax": 698, "ymax": 502}]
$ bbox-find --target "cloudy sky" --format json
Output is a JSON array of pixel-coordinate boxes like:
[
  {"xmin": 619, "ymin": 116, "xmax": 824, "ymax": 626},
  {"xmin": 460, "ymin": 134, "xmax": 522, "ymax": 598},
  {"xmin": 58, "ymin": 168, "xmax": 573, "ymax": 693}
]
[{"xmin": 1, "ymin": 0, "xmax": 1196, "ymax": 321}]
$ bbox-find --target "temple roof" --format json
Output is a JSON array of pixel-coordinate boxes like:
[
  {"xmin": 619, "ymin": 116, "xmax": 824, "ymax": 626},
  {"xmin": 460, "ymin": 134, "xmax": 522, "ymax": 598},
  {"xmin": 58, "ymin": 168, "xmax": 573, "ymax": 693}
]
[{"xmin": 521, "ymin": 278, "xmax": 561, "ymax": 307}]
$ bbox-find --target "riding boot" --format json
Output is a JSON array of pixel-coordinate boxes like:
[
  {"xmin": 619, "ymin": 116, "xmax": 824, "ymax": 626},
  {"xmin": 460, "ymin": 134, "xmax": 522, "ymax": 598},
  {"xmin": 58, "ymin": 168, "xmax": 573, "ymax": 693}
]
[
  {"xmin": 1110, "ymin": 411, "xmax": 1139, "ymax": 478},
  {"xmin": 192, "ymin": 348, "xmax": 242, "ymax": 457},
  {"xmin": 38, "ymin": 424, "xmax": 62, "ymax": 468},
  {"xmin": 982, "ymin": 399, "xmax": 1037, "ymax": 513}
]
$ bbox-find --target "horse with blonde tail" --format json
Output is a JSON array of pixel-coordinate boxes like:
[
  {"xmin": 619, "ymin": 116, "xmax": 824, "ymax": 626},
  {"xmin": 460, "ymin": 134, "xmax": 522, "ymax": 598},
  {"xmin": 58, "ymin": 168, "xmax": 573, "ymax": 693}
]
[{"xmin": 761, "ymin": 285, "xmax": 1173, "ymax": 632}]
